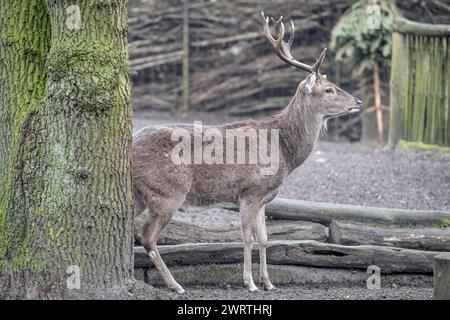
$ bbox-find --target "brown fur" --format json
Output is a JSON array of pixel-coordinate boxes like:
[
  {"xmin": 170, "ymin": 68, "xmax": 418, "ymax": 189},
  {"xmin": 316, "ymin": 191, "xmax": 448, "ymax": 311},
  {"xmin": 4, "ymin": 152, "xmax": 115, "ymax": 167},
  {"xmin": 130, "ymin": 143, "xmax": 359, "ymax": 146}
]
[{"xmin": 133, "ymin": 73, "xmax": 361, "ymax": 293}]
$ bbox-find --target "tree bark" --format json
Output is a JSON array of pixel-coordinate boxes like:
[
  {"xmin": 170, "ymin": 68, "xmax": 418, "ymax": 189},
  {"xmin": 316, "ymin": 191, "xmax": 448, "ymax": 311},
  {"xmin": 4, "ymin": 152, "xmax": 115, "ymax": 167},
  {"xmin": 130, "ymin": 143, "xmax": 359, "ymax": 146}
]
[{"xmin": 0, "ymin": 0, "xmax": 133, "ymax": 299}]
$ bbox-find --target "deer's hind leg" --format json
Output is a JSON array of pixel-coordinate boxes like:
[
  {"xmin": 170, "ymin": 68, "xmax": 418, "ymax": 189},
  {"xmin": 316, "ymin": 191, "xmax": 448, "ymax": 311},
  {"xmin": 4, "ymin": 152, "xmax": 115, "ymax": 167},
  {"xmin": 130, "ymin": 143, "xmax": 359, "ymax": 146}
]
[{"xmin": 136, "ymin": 193, "xmax": 186, "ymax": 294}]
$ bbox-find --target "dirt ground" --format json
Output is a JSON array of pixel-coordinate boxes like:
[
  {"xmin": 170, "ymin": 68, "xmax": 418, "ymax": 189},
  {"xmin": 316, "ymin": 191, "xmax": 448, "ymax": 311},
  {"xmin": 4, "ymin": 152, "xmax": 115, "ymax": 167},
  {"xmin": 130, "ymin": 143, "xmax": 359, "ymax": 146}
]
[
  {"xmin": 66, "ymin": 280, "xmax": 432, "ymax": 300},
  {"xmin": 131, "ymin": 110, "xmax": 449, "ymax": 300}
]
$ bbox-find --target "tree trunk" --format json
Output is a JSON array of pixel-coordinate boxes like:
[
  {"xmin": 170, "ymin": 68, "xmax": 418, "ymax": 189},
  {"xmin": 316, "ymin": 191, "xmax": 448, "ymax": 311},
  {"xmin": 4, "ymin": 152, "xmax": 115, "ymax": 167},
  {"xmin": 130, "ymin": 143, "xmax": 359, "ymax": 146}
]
[{"xmin": 0, "ymin": 0, "xmax": 133, "ymax": 299}]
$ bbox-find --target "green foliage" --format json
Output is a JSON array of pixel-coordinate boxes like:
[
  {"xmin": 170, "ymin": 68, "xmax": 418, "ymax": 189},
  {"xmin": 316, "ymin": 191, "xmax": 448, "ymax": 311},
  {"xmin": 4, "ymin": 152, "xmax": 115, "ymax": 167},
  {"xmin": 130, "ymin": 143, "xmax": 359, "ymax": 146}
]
[
  {"xmin": 441, "ymin": 219, "xmax": 450, "ymax": 229},
  {"xmin": 330, "ymin": 0, "xmax": 398, "ymax": 74}
]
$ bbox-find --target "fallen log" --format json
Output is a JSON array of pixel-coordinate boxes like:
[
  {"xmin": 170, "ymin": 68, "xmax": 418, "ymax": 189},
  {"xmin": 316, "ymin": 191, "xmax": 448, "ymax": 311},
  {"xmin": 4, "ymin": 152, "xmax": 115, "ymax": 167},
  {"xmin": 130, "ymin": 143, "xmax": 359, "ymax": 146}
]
[
  {"xmin": 329, "ymin": 221, "xmax": 450, "ymax": 251},
  {"xmin": 134, "ymin": 215, "xmax": 328, "ymax": 245},
  {"xmin": 135, "ymin": 263, "xmax": 433, "ymax": 287},
  {"xmin": 222, "ymin": 198, "xmax": 450, "ymax": 227},
  {"xmin": 134, "ymin": 240, "xmax": 441, "ymax": 274}
]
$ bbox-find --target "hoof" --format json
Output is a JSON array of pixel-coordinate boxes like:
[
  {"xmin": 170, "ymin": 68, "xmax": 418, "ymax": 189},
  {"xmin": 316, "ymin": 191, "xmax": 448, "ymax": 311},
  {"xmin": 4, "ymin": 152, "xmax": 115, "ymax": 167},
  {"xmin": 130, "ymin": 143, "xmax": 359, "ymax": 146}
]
[
  {"xmin": 246, "ymin": 284, "xmax": 259, "ymax": 292},
  {"xmin": 171, "ymin": 285, "xmax": 185, "ymax": 294},
  {"xmin": 262, "ymin": 282, "xmax": 276, "ymax": 291}
]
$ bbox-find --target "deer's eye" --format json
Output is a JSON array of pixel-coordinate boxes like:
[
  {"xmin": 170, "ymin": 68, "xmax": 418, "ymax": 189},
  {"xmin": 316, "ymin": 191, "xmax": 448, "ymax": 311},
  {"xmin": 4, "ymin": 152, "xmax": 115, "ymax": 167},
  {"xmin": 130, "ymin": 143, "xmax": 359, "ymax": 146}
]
[{"xmin": 325, "ymin": 87, "xmax": 334, "ymax": 94}]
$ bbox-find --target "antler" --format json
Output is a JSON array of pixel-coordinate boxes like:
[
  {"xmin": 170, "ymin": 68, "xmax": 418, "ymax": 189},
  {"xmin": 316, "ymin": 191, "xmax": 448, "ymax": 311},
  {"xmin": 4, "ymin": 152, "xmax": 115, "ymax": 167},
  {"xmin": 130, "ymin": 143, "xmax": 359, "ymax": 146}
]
[{"xmin": 261, "ymin": 11, "xmax": 327, "ymax": 75}]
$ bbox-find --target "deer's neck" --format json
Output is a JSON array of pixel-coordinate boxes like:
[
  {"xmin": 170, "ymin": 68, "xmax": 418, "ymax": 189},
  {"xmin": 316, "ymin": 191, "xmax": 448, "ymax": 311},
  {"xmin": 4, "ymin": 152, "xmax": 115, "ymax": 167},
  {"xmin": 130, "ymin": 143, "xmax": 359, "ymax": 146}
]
[{"xmin": 274, "ymin": 94, "xmax": 323, "ymax": 172}]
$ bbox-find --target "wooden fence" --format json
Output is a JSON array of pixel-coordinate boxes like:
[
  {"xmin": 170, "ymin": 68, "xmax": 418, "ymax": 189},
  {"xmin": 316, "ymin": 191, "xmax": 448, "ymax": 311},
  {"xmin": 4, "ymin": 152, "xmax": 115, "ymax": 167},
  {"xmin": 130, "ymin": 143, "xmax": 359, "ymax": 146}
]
[
  {"xmin": 134, "ymin": 198, "xmax": 450, "ymax": 286},
  {"xmin": 129, "ymin": 0, "xmax": 353, "ymax": 115},
  {"xmin": 389, "ymin": 17, "xmax": 450, "ymax": 148}
]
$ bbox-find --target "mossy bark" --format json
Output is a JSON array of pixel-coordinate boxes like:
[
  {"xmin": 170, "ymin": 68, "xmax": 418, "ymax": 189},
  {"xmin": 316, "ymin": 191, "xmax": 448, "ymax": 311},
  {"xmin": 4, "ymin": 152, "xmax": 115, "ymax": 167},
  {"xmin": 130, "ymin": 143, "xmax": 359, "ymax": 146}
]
[{"xmin": 0, "ymin": 0, "xmax": 133, "ymax": 298}]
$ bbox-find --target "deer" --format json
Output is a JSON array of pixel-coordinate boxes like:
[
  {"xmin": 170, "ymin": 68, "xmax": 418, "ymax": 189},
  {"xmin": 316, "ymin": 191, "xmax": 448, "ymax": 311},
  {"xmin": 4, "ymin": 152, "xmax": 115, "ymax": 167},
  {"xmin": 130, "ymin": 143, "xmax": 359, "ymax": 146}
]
[{"xmin": 133, "ymin": 12, "xmax": 362, "ymax": 294}]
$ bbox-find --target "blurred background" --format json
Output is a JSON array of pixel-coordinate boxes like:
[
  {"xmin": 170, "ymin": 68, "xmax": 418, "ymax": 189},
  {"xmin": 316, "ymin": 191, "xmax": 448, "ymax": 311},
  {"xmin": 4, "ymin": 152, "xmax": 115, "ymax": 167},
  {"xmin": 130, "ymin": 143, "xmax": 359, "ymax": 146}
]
[
  {"xmin": 128, "ymin": 0, "xmax": 450, "ymax": 144},
  {"xmin": 128, "ymin": 0, "xmax": 450, "ymax": 213}
]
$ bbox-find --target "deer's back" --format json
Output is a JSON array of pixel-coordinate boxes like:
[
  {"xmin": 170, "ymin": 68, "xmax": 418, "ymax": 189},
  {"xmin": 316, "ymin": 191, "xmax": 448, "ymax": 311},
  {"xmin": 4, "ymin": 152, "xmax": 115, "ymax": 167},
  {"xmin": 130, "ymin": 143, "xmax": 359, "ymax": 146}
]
[{"xmin": 132, "ymin": 123, "xmax": 287, "ymax": 206}]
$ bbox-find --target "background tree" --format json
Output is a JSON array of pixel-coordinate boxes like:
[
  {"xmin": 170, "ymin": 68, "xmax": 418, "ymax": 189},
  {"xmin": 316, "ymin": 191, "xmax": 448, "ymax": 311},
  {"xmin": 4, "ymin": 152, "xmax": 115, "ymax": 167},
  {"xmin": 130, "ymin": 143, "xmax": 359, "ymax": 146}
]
[
  {"xmin": 0, "ymin": 0, "xmax": 133, "ymax": 298},
  {"xmin": 330, "ymin": 0, "xmax": 399, "ymax": 142}
]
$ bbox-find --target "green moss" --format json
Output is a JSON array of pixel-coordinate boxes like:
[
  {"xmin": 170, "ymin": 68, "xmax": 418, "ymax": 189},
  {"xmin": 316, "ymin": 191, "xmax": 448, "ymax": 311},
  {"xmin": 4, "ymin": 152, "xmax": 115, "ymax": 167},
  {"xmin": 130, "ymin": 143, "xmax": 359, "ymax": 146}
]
[
  {"xmin": 397, "ymin": 140, "xmax": 450, "ymax": 158},
  {"xmin": 46, "ymin": 41, "xmax": 122, "ymax": 113},
  {"xmin": 440, "ymin": 219, "xmax": 450, "ymax": 229},
  {"xmin": 96, "ymin": 0, "xmax": 120, "ymax": 7}
]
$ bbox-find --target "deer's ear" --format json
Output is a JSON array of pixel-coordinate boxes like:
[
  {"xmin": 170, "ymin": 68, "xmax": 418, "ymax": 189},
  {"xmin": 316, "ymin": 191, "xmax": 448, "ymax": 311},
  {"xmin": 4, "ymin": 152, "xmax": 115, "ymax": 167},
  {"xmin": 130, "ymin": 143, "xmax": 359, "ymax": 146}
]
[{"xmin": 303, "ymin": 73, "xmax": 317, "ymax": 94}]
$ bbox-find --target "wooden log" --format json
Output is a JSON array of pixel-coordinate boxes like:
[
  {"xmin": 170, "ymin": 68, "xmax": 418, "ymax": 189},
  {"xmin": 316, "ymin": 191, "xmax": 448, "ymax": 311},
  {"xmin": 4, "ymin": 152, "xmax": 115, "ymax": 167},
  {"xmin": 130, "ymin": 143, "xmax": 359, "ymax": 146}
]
[
  {"xmin": 134, "ymin": 240, "xmax": 440, "ymax": 273},
  {"xmin": 388, "ymin": 31, "xmax": 409, "ymax": 149},
  {"xmin": 135, "ymin": 263, "xmax": 433, "ymax": 287},
  {"xmin": 329, "ymin": 221, "xmax": 450, "ymax": 251},
  {"xmin": 222, "ymin": 198, "xmax": 450, "ymax": 227},
  {"xmin": 434, "ymin": 253, "xmax": 450, "ymax": 299},
  {"xmin": 394, "ymin": 16, "xmax": 450, "ymax": 36},
  {"xmin": 134, "ymin": 215, "xmax": 328, "ymax": 245}
]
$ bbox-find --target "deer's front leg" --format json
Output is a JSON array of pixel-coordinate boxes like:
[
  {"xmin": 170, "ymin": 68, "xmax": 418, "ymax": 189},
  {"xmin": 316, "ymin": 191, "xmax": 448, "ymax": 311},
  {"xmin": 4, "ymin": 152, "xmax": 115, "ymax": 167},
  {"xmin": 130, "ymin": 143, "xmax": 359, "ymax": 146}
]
[
  {"xmin": 240, "ymin": 200, "xmax": 259, "ymax": 292},
  {"xmin": 256, "ymin": 206, "xmax": 275, "ymax": 290}
]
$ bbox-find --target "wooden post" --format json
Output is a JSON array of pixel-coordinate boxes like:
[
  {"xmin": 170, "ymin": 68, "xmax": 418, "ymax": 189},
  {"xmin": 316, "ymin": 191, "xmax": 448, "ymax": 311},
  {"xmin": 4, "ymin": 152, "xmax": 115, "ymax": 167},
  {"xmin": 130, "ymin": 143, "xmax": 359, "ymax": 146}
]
[
  {"xmin": 388, "ymin": 32, "xmax": 408, "ymax": 149},
  {"xmin": 373, "ymin": 62, "xmax": 383, "ymax": 143},
  {"xmin": 181, "ymin": 0, "xmax": 190, "ymax": 114},
  {"xmin": 434, "ymin": 253, "xmax": 450, "ymax": 300}
]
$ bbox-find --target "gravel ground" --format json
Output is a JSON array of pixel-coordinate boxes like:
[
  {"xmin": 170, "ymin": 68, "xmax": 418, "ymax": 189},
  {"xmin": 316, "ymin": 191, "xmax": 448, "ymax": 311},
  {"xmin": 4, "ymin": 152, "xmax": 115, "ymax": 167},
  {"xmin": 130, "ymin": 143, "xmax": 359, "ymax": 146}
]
[
  {"xmin": 131, "ymin": 111, "xmax": 448, "ymax": 300},
  {"xmin": 66, "ymin": 281, "xmax": 432, "ymax": 300},
  {"xmin": 280, "ymin": 141, "xmax": 450, "ymax": 211},
  {"xmin": 148, "ymin": 284, "xmax": 433, "ymax": 300}
]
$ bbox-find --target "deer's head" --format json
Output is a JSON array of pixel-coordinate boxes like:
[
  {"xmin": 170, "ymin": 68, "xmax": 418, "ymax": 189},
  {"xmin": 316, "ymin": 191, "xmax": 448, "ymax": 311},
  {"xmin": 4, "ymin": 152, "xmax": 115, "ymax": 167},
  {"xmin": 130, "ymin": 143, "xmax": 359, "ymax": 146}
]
[{"xmin": 261, "ymin": 12, "xmax": 362, "ymax": 120}]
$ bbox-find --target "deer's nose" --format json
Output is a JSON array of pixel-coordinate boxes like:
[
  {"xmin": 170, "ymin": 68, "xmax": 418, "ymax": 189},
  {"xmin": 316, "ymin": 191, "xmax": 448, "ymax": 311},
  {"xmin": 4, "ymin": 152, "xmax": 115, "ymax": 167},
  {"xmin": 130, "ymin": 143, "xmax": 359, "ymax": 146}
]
[{"xmin": 355, "ymin": 98, "xmax": 363, "ymax": 107}]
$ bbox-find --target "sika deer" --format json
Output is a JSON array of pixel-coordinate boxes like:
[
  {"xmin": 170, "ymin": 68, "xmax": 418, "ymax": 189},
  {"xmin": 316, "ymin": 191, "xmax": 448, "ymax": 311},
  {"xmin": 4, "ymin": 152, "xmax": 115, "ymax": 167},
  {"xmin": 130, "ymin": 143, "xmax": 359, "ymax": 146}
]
[{"xmin": 133, "ymin": 12, "xmax": 362, "ymax": 294}]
